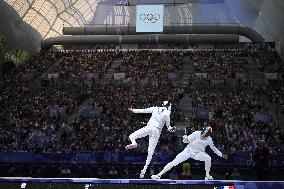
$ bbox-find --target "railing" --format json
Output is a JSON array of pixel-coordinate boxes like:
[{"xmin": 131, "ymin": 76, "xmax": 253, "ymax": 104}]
[{"xmin": 84, "ymin": 22, "xmax": 242, "ymax": 27}]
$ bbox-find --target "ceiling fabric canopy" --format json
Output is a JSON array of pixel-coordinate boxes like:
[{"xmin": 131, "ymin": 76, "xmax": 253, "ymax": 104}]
[{"xmin": 4, "ymin": 0, "xmax": 98, "ymax": 39}]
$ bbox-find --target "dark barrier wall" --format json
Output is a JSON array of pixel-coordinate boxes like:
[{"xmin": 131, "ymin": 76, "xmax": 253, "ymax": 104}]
[
  {"xmin": 1, "ymin": 152, "xmax": 283, "ymax": 166},
  {"xmin": 41, "ymin": 34, "xmax": 239, "ymax": 49},
  {"xmin": 62, "ymin": 25, "xmax": 264, "ymax": 42}
]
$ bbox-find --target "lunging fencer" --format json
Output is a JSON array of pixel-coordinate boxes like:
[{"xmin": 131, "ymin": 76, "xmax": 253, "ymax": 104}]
[
  {"xmin": 125, "ymin": 101, "xmax": 176, "ymax": 178},
  {"xmin": 151, "ymin": 126, "xmax": 228, "ymax": 180}
]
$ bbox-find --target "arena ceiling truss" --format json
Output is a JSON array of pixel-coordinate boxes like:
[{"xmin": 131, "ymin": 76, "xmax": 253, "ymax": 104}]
[{"xmin": 4, "ymin": 0, "xmax": 98, "ymax": 39}]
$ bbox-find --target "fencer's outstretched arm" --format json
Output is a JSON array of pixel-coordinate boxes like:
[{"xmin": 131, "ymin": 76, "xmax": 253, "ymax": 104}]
[
  {"xmin": 129, "ymin": 107, "xmax": 154, "ymax": 113},
  {"xmin": 208, "ymin": 139, "xmax": 223, "ymax": 157}
]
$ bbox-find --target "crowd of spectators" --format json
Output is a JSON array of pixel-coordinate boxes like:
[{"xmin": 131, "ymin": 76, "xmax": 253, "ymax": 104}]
[
  {"xmin": 267, "ymin": 86, "xmax": 284, "ymax": 114},
  {"xmin": 0, "ymin": 82, "xmax": 184, "ymax": 153},
  {"xmin": 55, "ymin": 50, "xmax": 114, "ymax": 79},
  {"xmin": 250, "ymin": 49, "xmax": 284, "ymax": 72},
  {"xmin": 149, "ymin": 51, "xmax": 184, "ymax": 79},
  {"xmin": 16, "ymin": 50, "xmax": 115, "ymax": 80},
  {"xmin": 115, "ymin": 51, "xmax": 149, "ymax": 79},
  {"xmin": 20, "ymin": 50, "xmax": 184, "ymax": 81},
  {"xmin": 190, "ymin": 49, "xmax": 249, "ymax": 79},
  {"xmin": 0, "ymin": 83, "xmax": 87, "ymax": 152},
  {"xmin": 21, "ymin": 51, "xmax": 61, "ymax": 77},
  {"xmin": 1, "ymin": 48, "xmax": 284, "ymax": 180},
  {"xmin": 115, "ymin": 51, "xmax": 184, "ymax": 80},
  {"xmin": 190, "ymin": 88, "xmax": 283, "ymax": 156}
]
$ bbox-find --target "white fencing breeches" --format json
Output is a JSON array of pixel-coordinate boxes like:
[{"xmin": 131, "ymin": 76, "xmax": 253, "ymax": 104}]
[
  {"xmin": 158, "ymin": 147, "xmax": 211, "ymax": 177},
  {"xmin": 129, "ymin": 126, "xmax": 161, "ymax": 172}
]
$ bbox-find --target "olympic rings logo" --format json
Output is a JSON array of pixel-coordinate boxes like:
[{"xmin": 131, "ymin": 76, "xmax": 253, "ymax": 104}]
[{"xmin": 139, "ymin": 13, "xmax": 160, "ymax": 23}]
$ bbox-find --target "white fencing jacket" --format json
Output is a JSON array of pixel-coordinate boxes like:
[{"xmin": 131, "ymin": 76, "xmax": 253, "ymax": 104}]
[
  {"xmin": 186, "ymin": 131, "xmax": 223, "ymax": 157},
  {"xmin": 132, "ymin": 107, "xmax": 171, "ymax": 130}
]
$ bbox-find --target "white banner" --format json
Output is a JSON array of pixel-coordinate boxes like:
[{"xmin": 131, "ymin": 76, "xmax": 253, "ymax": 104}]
[
  {"xmin": 195, "ymin": 73, "xmax": 208, "ymax": 79},
  {"xmin": 114, "ymin": 73, "xmax": 126, "ymax": 80},
  {"xmin": 48, "ymin": 73, "xmax": 59, "ymax": 78},
  {"xmin": 265, "ymin": 73, "xmax": 277, "ymax": 80},
  {"xmin": 136, "ymin": 5, "xmax": 164, "ymax": 32}
]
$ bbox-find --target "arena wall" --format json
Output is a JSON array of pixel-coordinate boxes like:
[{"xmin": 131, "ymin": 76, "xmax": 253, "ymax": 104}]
[
  {"xmin": 224, "ymin": 0, "xmax": 284, "ymax": 58},
  {"xmin": 0, "ymin": 1, "xmax": 42, "ymax": 55}
]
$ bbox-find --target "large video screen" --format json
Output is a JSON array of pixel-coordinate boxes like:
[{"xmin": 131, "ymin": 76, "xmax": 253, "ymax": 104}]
[{"xmin": 136, "ymin": 5, "xmax": 164, "ymax": 32}]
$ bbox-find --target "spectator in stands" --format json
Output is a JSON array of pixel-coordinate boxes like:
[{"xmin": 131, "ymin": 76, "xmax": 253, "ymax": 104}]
[
  {"xmin": 251, "ymin": 49, "xmax": 284, "ymax": 72},
  {"xmin": 191, "ymin": 49, "xmax": 248, "ymax": 81},
  {"xmin": 115, "ymin": 51, "xmax": 183, "ymax": 80},
  {"xmin": 231, "ymin": 168, "xmax": 241, "ymax": 180},
  {"xmin": 191, "ymin": 88, "xmax": 280, "ymax": 155},
  {"xmin": 109, "ymin": 167, "xmax": 118, "ymax": 175}
]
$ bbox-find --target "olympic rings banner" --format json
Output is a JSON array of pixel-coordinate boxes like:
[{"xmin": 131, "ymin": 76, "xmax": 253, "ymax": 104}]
[{"xmin": 136, "ymin": 5, "xmax": 164, "ymax": 32}]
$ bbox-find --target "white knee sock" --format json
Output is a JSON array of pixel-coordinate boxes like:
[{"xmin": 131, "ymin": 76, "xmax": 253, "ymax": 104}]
[
  {"xmin": 143, "ymin": 151, "xmax": 154, "ymax": 172},
  {"xmin": 205, "ymin": 159, "xmax": 211, "ymax": 176}
]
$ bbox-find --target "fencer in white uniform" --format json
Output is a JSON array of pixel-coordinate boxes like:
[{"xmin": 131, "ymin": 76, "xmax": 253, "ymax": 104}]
[
  {"xmin": 125, "ymin": 101, "xmax": 176, "ymax": 178},
  {"xmin": 151, "ymin": 126, "xmax": 228, "ymax": 180}
]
